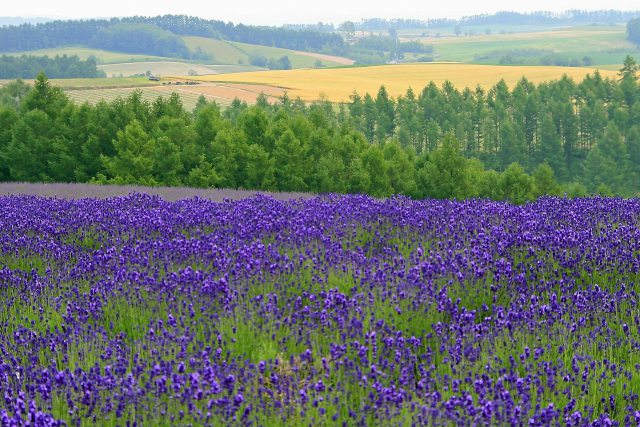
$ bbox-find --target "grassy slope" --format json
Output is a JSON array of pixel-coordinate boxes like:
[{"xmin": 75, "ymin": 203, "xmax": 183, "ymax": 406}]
[
  {"xmin": 228, "ymin": 41, "xmax": 345, "ymax": 68},
  {"xmin": 184, "ymin": 36, "xmax": 347, "ymax": 68},
  {"xmin": 191, "ymin": 62, "xmax": 619, "ymax": 102},
  {"xmin": 182, "ymin": 36, "xmax": 249, "ymax": 64}
]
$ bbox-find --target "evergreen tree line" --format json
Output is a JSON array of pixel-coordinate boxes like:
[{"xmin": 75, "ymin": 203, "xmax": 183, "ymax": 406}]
[
  {"xmin": 0, "ymin": 67, "xmax": 638, "ymax": 202},
  {"xmin": 0, "ymin": 54, "xmax": 105, "ymax": 79}
]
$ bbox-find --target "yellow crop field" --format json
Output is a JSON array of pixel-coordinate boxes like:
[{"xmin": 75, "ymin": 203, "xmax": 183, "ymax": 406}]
[{"xmin": 191, "ymin": 63, "xmax": 619, "ymax": 102}]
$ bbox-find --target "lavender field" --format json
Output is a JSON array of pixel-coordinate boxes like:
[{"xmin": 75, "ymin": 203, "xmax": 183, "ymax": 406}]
[{"xmin": 1, "ymin": 194, "xmax": 640, "ymax": 426}]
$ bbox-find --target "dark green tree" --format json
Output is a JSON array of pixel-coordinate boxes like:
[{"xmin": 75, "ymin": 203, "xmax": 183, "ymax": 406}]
[
  {"xmin": 628, "ymin": 19, "xmax": 640, "ymax": 45},
  {"xmin": 418, "ymin": 134, "xmax": 470, "ymax": 199},
  {"xmin": 245, "ymin": 144, "xmax": 275, "ymax": 190},
  {"xmin": 273, "ymin": 129, "xmax": 307, "ymax": 191},
  {"xmin": 582, "ymin": 122, "xmax": 629, "ymax": 194},
  {"xmin": 499, "ymin": 163, "xmax": 533, "ymax": 204},
  {"xmin": 532, "ymin": 163, "xmax": 560, "ymax": 197},
  {"xmin": 4, "ymin": 109, "xmax": 53, "ymax": 181},
  {"xmin": 361, "ymin": 145, "xmax": 391, "ymax": 197},
  {"xmin": 101, "ymin": 120, "xmax": 156, "ymax": 185}
]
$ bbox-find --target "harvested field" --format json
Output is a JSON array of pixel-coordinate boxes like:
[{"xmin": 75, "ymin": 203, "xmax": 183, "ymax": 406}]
[
  {"xmin": 98, "ymin": 61, "xmax": 260, "ymax": 77},
  {"xmin": 63, "ymin": 86, "xmax": 225, "ymax": 110},
  {"xmin": 153, "ymin": 82, "xmax": 285, "ymax": 103},
  {"xmin": 293, "ymin": 50, "xmax": 355, "ymax": 66},
  {"xmin": 63, "ymin": 82, "xmax": 285, "ymax": 109},
  {"xmin": 191, "ymin": 62, "xmax": 620, "ymax": 102},
  {"xmin": 0, "ymin": 182, "xmax": 312, "ymax": 201}
]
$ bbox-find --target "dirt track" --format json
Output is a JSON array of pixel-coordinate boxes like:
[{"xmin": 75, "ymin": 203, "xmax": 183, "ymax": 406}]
[{"xmin": 0, "ymin": 183, "xmax": 313, "ymax": 202}]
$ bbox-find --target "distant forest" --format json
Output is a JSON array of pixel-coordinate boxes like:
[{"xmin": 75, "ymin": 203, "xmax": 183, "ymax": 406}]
[
  {"xmin": 0, "ymin": 54, "xmax": 104, "ymax": 78},
  {"xmin": 356, "ymin": 10, "xmax": 640, "ymax": 31},
  {"xmin": 0, "ymin": 62, "xmax": 638, "ymax": 201}
]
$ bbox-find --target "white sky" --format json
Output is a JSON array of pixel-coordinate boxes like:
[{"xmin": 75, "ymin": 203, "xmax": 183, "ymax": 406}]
[{"xmin": 6, "ymin": 0, "xmax": 640, "ymax": 25}]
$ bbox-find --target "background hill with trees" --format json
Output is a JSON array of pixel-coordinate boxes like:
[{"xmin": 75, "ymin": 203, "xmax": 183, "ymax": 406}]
[{"xmin": 0, "ymin": 16, "xmax": 345, "ymax": 57}]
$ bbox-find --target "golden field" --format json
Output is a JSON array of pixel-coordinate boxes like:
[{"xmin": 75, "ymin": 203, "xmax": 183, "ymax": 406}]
[{"xmin": 189, "ymin": 63, "xmax": 619, "ymax": 102}]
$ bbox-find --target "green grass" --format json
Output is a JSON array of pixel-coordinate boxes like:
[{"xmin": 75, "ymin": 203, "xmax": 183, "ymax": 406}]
[
  {"xmin": 229, "ymin": 41, "xmax": 345, "ymax": 68},
  {"xmin": 183, "ymin": 36, "xmax": 251, "ymax": 65},
  {"xmin": 183, "ymin": 36, "xmax": 347, "ymax": 69}
]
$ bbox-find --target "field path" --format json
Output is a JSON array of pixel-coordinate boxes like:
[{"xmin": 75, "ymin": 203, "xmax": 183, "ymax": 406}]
[
  {"xmin": 0, "ymin": 183, "xmax": 312, "ymax": 201},
  {"xmin": 292, "ymin": 50, "xmax": 355, "ymax": 66}
]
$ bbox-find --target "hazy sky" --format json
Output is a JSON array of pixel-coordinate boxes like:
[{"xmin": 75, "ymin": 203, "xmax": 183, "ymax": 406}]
[{"xmin": 6, "ymin": 0, "xmax": 640, "ymax": 25}]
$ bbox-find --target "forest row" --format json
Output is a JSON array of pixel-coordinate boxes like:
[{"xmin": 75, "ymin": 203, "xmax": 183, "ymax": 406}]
[{"xmin": 0, "ymin": 67, "xmax": 639, "ymax": 201}]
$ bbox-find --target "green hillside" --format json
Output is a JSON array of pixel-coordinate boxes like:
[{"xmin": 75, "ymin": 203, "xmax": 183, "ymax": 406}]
[
  {"xmin": 182, "ymin": 37, "xmax": 249, "ymax": 64},
  {"xmin": 184, "ymin": 36, "xmax": 347, "ymax": 68},
  {"xmin": 229, "ymin": 40, "xmax": 346, "ymax": 67}
]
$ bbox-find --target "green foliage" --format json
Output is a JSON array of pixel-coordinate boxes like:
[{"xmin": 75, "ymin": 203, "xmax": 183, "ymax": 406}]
[
  {"xmin": 499, "ymin": 163, "xmax": 533, "ymax": 204},
  {"xmin": 267, "ymin": 56, "xmax": 292, "ymax": 70},
  {"xmin": 627, "ymin": 125, "xmax": 640, "ymax": 195},
  {"xmin": 245, "ymin": 144, "xmax": 274, "ymax": 189},
  {"xmin": 628, "ymin": 18, "xmax": 640, "ymax": 45},
  {"xmin": 0, "ymin": 54, "xmax": 104, "ymax": 79},
  {"xmin": 564, "ymin": 181, "xmax": 588, "ymax": 198},
  {"xmin": 0, "ymin": 79, "xmax": 30, "ymax": 109},
  {"xmin": 619, "ymin": 55, "xmax": 639, "ymax": 81},
  {"xmin": 582, "ymin": 122, "xmax": 629, "ymax": 194},
  {"xmin": 361, "ymin": 145, "xmax": 392, "ymax": 197},
  {"xmin": 3, "ymin": 109, "xmax": 53, "ymax": 181},
  {"xmin": 0, "ymin": 15, "xmax": 345, "ymax": 60},
  {"xmin": 186, "ymin": 156, "xmax": 220, "ymax": 188},
  {"xmin": 92, "ymin": 23, "xmax": 191, "ymax": 59},
  {"xmin": 418, "ymin": 134, "xmax": 470, "ymax": 199},
  {"xmin": 101, "ymin": 120, "xmax": 157, "ymax": 185},
  {"xmin": 273, "ymin": 130, "xmax": 307, "ymax": 192},
  {"xmin": 532, "ymin": 163, "xmax": 560, "ymax": 197},
  {"xmin": 535, "ymin": 113, "xmax": 566, "ymax": 180}
]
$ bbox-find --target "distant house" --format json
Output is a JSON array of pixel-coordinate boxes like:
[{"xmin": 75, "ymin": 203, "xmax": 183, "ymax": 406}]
[{"xmin": 148, "ymin": 76, "xmax": 160, "ymax": 81}]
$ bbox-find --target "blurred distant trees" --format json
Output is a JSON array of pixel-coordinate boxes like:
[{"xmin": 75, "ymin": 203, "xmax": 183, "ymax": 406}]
[
  {"xmin": 628, "ymin": 18, "xmax": 640, "ymax": 45},
  {"xmin": 0, "ymin": 54, "xmax": 104, "ymax": 79}
]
